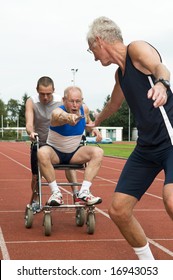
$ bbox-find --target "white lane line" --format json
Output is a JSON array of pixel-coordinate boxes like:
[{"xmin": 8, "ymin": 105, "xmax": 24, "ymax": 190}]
[
  {"xmin": 0, "ymin": 152, "xmax": 31, "ymax": 171},
  {"xmin": 95, "ymin": 207, "xmax": 110, "ymax": 218},
  {"xmin": 6, "ymin": 239, "xmax": 125, "ymax": 244},
  {"xmin": 148, "ymin": 238, "xmax": 173, "ymax": 257},
  {"xmin": 145, "ymin": 192, "xmax": 163, "ymax": 200},
  {"xmin": 79, "ymin": 174, "xmax": 164, "ymax": 201},
  {"xmin": 0, "ymin": 151, "xmax": 172, "ymax": 258},
  {"xmin": 5, "ymin": 238, "xmax": 173, "ymax": 244},
  {"xmin": 60, "ymin": 188, "xmax": 173, "ymax": 258},
  {"xmin": 100, "ymin": 165, "xmax": 164, "ymax": 182},
  {"xmin": 0, "ymin": 227, "xmax": 10, "ymax": 260}
]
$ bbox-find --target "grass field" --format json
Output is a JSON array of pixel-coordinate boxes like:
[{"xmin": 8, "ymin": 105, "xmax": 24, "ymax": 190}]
[
  {"xmin": 89, "ymin": 141, "xmax": 136, "ymax": 158},
  {"xmin": 25, "ymin": 140, "xmax": 136, "ymax": 158}
]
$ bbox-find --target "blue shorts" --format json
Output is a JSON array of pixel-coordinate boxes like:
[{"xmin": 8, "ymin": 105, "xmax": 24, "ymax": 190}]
[{"xmin": 115, "ymin": 145, "xmax": 173, "ymax": 200}]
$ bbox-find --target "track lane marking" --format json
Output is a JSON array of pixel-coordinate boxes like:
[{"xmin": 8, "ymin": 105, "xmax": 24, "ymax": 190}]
[
  {"xmin": 0, "ymin": 227, "xmax": 10, "ymax": 260},
  {"xmin": 148, "ymin": 238, "xmax": 173, "ymax": 257},
  {"xmin": 0, "ymin": 149, "xmax": 172, "ymax": 258},
  {"xmin": 0, "ymin": 152, "xmax": 31, "ymax": 171}
]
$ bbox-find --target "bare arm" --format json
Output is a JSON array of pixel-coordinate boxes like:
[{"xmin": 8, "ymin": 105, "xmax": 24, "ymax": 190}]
[
  {"xmin": 95, "ymin": 71, "xmax": 125, "ymax": 126},
  {"xmin": 84, "ymin": 104, "xmax": 102, "ymax": 142},
  {"xmin": 51, "ymin": 108, "xmax": 82, "ymax": 126},
  {"xmin": 25, "ymin": 98, "xmax": 38, "ymax": 141},
  {"xmin": 129, "ymin": 41, "xmax": 170, "ymax": 107}
]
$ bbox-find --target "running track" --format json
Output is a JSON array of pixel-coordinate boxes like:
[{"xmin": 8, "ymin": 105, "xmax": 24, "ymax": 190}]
[{"xmin": 0, "ymin": 141, "xmax": 173, "ymax": 260}]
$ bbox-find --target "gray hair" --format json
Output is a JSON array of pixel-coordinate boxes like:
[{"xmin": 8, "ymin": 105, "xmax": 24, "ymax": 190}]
[
  {"xmin": 87, "ymin": 16, "xmax": 123, "ymax": 44},
  {"xmin": 64, "ymin": 86, "xmax": 83, "ymax": 98}
]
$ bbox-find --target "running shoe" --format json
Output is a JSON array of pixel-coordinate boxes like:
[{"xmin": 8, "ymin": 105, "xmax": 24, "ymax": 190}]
[
  {"xmin": 31, "ymin": 200, "xmax": 41, "ymax": 214},
  {"xmin": 47, "ymin": 191, "xmax": 64, "ymax": 206},
  {"xmin": 73, "ymin": 193, "xmax": 86, "ymax": 205},
  {"xmin": 78, "ymin": 190, "xmax": 102, "ymax": 206}
]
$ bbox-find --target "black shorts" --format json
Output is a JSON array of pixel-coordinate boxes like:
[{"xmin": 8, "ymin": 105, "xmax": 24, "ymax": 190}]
[
  {"xmin": 47, "ymin": 144, "xmax": 80, "ymax": 164},
  {"xmin": 30, "ymin": 142, "xmax": 45, "ymax": 175},
  {"xmin": 115, "ymin": 145, "xmax": 173, "ymax": 200}
]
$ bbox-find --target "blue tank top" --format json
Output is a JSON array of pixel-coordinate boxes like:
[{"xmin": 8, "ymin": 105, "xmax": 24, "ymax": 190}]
[
  {"xmin": 118, "ymin": 45, "xmax": 173, "ymax": 150},
  {"xmin": 47, "ymin": 105, "xmax": 86, "ymax": 153},
  {"xmin": 50, "ymin": 105, "xmax": 86, "ymax": 136}
]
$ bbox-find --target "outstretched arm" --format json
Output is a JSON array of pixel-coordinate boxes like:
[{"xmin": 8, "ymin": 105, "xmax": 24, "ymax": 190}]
[{"xmin": 51, "ymin": 108, "xmax": 82, "ymax": 126}]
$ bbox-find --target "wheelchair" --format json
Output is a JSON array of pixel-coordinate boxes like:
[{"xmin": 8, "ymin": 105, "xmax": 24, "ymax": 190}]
[{"xmin": 24, "ymin": 135, "xmax": 96, "ymax": 236}]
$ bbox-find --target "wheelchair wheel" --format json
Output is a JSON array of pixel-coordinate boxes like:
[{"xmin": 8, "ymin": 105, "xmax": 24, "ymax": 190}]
[
  {"xmin": 76, "ymin": 208, "xmax": 85, "ymax": 226},
  {"xmin": 86, "ymin": 212, "xmax": 95, "ymax": 234},
  {"xmin": 25, "ymin": 205, "xmax": 34, "ymax": 228},
  {"xmin": 43, "ymin": 212, "xmax": 52, "ymax": 236}
]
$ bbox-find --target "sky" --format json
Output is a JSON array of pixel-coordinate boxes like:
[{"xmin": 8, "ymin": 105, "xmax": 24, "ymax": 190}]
[{"xmin": 0, "ymin": 0, "xmax": 173, "ymax": 111}]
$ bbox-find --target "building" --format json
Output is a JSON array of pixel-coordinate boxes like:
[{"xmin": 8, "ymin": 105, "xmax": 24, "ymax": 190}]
[
  {"xmin": 96, "ymin": 126, "xmax": 123, "ymax": 141},
  {"xmin": 0, "ymin": 126, "xmax": 123, "ymax": 142}
]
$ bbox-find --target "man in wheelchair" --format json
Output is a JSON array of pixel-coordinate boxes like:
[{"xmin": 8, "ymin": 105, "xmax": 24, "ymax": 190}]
[
  {"xmin": 25, "ymin": 76, "xmax": 80, "ymax": 212},
  {"xmin": 37, "ymin": 86, "xmax": 103, "ymax": 206}
]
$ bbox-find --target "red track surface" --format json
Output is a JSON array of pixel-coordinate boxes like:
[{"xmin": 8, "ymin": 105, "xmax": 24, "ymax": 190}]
[{"xmin": 0, "ymin": 141, "xmax": 173, "ymax": 260}]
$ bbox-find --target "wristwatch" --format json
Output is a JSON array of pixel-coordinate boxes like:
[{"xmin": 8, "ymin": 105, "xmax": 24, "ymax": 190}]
[{"xmin": 154, "ymin": 78, "xmax": 170, "ymax": 91}]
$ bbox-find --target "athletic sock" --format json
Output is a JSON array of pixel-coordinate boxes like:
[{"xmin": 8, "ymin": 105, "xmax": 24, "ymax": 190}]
[
  {"xmin": 48, "ymin": 180, "xmax": 60, "ymax": 194},
  {"xmin": 79, "ymin": 180, "xmax": 92, "ymax": 194},
  {"xmin": 73, "ymin": 189, "xmax": 79, "ymax": 196},
  {"xmin": 133, "ymin": 242, "xmax": 155, "ymax": 260}
]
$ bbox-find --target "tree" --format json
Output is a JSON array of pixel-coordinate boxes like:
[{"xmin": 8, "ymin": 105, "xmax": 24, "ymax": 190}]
[
  {"xmin": 6, "ymin": 99, "xmax": 20, "ymax": 126},
  {"xmin": 0, "ymin": 99, "xmax": 6, "ymax": 116},
  {"xmin": 98, "ymin": 95, "xmax": 136, "ymax": 140},
  {"xmin": 0, "ymin": 99, "xmax": 7, "ymax": 126},
  {"xmin": 18, "ymin": 93, "xmax": 29, "ymax": 127}
]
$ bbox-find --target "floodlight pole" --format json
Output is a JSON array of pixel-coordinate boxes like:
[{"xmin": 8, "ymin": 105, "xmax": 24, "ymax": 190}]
[
  {"xmin": 1, "ymin": 115, "xmax": 3, "ymax": 138},
  {"xmin": 71, "ymin": 68, "xmax": 78, "ymax": 86}
]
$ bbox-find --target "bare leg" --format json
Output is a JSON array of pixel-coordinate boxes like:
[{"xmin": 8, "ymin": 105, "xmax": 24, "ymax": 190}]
[
  {"xmin": 71, "ymin": 146, "xmax": 103, "ymax": 205},
  {"xmin": 37, "ymin": 146, "xmax": 64, "ymax": 206},
  {"xmin": 31, "ymin": 174, "xmax": 39, "ymax": 202},
  {"xmin": 65, "ymin": 169, "xmax": 79, "ymax": 193},
  {"xmin": 108, "ymin": 192, "xmax": 147, "ymax": 247},
  {"xmin": 108, "ymin": 192, "xmax": 155, "ymax": 259},
  {"xmin": 163, "ymin": 183, "xmax": 173, "ymax": 219},
  {"xmin": 37, "ymin": 146, "xmax": 58, "ymax": 182},
  {"xmin": 70, "ymin": 146, "xmax": 103, "ymax": 182}
]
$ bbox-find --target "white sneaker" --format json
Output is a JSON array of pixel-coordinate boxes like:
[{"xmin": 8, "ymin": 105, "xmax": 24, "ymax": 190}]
[
  {"xmin": 73, "ymin": 192, "xmax": 86, "ymax": 205},
  {"xmin": 78, "ymin": 190, "xmax": 102, "ymax": 206},
  {"xmin": 47, "ymin": 191, "xmax": 64, "ymax": 206}
]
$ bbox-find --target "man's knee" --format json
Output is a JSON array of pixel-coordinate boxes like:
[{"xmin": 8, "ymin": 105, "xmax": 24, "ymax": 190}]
[
  {"xmin": 108, "ymin": 194, "xmax": 134, "ymax": 224},
  {"xmin": 163, "ymin": 184, "xmax": 173, "ymax": 214},
  {"xmin": 37, "ymin": 148, "xmax": 49, "ymax": 163},
  {"xmin": 93, "ymin": 147, "xmax": 104, "ymax": 161},
  {"xmin": 108, "ymin": 200, "xmax": 123, "ymax": 222}
]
